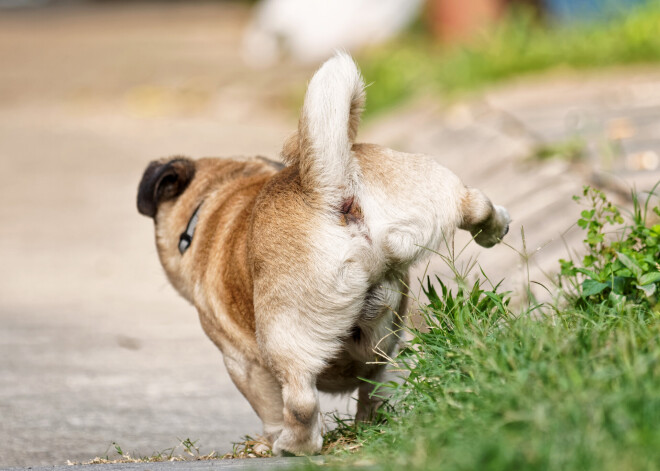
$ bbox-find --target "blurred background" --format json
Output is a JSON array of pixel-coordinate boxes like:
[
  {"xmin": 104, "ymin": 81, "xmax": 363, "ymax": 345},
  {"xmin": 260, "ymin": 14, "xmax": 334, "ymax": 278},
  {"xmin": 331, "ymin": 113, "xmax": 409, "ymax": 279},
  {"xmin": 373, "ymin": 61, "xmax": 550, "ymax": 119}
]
[{"xmin": 1, "ymin": 0, "xmax": 660, "ymax": 466}]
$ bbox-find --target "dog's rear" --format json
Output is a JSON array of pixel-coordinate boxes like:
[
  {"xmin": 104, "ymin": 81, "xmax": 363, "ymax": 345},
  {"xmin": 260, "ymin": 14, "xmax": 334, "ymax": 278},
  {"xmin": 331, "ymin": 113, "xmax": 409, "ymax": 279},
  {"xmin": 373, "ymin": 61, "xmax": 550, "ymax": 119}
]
[{"xmin": 250, "ymin": 52, "xmax": 509, "ymax": 455}]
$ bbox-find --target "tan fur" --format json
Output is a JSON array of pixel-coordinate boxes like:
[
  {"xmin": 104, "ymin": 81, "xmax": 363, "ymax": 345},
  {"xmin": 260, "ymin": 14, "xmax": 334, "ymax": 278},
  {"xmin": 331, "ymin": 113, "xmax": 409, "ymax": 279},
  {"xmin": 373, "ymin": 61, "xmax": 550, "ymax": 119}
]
[
  {"xmin": 138, "ymin": 54, "xmax": 509, "ymax": 456},
  {"xmin": 154, "ymin": 157, "xmax": 278, "ymax": 360}
]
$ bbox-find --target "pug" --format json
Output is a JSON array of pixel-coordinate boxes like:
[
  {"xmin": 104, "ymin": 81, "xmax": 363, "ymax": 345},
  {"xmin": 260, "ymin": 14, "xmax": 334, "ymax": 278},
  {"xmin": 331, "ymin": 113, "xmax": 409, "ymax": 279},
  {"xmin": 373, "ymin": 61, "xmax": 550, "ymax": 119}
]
[{"xmin": 137, "ymin": 52, "xmax": 510, "ymax": 456}]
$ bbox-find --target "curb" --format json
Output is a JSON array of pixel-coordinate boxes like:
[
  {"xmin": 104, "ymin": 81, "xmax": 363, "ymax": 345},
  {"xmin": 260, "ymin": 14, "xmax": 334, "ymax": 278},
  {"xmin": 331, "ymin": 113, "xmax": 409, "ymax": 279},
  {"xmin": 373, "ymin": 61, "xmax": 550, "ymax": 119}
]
[{"xmin": 1, "ymin": 457, "xmax": 324, "ymax": 471}]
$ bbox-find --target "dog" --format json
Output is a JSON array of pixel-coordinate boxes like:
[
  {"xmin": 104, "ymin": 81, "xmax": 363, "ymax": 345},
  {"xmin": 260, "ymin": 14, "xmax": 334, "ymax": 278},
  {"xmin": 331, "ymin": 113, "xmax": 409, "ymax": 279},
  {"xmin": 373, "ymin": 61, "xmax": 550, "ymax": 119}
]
[{"xmin": 137, "ymin": 53, "xmax": 510, "ymax": 456}]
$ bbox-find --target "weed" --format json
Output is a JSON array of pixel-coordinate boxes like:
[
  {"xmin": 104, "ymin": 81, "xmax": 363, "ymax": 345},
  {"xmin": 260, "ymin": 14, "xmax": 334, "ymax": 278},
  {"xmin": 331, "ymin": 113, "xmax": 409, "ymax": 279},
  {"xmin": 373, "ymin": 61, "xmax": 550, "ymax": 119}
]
[{"xmin": 559, "ymin": 184, "xmax": 660, "ymax": 308}]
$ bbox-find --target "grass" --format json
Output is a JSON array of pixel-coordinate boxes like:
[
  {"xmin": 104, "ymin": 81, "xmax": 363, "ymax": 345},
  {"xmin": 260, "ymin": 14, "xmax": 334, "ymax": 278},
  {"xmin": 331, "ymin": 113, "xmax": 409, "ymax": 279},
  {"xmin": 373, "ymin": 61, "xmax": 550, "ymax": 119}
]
[
  {"xmin": 358, "ymin": 1, "xmax": 660, "ymax": 118},
  {"xmin": 298, "ymin": 185, "xmax": 660, "ymax": 471}
]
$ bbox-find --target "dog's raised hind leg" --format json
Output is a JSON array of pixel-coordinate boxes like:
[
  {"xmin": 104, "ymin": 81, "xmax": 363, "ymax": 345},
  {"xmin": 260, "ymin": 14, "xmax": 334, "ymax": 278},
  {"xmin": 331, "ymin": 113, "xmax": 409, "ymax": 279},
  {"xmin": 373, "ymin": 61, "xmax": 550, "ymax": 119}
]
[{"xmin": 459, "ymin": 187, "xmax": 510, "ymax": 248}]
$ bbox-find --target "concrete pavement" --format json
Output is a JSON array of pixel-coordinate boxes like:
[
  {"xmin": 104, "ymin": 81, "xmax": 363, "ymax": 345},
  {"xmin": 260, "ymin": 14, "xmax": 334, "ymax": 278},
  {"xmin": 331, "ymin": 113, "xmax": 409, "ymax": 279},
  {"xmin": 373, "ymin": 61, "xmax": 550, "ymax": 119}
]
[{"xmin": 1, "ymin": 456, "xmax": 323, "ymax": 471}]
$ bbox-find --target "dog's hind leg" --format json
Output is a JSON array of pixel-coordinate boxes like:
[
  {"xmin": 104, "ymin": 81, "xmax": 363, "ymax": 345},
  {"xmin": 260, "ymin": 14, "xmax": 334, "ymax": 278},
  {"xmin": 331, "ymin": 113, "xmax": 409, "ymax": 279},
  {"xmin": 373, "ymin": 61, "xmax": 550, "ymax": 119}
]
[
  {"xmin": 272, "ymin": 371, "xmax": 323, "ymax": 456},
  {"xmin": 257, "ymin": 305, "xmax": 356, "ymax": 456},
  {"xmin": 459, "ymin": 187, "xmax": 511, "ymax": 248}
]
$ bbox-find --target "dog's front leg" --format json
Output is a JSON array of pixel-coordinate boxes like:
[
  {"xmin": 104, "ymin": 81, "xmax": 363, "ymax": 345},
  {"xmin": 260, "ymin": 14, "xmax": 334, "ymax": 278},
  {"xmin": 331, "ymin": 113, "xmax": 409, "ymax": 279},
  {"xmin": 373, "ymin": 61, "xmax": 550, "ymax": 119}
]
[
  {"xmin": 222, "ymin": 352, "xmax": 285, "ymax": 446},
  {"xmin": 356, "ymin": 374, "xmax": 382, "ymax": 423}
]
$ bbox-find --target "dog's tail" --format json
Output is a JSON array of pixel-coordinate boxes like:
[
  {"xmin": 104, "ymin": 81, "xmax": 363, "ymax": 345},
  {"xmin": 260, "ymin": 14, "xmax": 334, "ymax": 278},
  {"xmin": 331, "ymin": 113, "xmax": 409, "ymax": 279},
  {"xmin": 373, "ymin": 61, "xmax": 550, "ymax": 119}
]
[{"xmin": 283, "ymin": 52, "xmax": 365, "ymax": 197}]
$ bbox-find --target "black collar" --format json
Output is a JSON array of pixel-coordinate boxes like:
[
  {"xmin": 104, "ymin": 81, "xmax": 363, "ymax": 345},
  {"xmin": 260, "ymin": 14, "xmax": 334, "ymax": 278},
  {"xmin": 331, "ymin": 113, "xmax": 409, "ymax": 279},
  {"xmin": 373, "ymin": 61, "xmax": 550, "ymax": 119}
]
[{"xmin": 178, "ymin": 203, "xmax": 203, "ymax": 255}]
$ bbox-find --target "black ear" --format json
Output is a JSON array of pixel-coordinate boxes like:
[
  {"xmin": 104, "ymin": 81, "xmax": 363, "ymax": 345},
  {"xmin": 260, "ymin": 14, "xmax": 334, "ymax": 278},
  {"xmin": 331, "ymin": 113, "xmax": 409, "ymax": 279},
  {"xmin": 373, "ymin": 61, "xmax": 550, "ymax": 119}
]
[{"xmin": 137, "ymin": 157, "xmax": 196, "ymax": 218}]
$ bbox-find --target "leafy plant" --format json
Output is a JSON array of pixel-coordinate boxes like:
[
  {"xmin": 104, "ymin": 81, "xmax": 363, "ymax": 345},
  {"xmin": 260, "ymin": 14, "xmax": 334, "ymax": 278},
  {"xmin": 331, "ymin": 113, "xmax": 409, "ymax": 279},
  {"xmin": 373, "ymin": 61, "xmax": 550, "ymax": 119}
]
[{"xmin": 559, "ymin": 184, "xmax": 660, "ymax": 307}]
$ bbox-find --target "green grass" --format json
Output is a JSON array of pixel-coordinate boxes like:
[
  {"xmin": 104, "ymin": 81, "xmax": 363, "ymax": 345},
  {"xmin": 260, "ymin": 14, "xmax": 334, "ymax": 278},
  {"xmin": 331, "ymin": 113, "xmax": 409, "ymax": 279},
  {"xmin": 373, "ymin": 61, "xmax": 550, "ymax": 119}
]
[
  {"xmin": 327, "ymin": 292, "xmax": 660, "ymax": 470},
  {"xmin": 358, "ymin": 1, "xmax": 660, "ymax": 118},
  {"xmin": 300, "ymin": 186, "xmax": 660, "ymax": 471}
]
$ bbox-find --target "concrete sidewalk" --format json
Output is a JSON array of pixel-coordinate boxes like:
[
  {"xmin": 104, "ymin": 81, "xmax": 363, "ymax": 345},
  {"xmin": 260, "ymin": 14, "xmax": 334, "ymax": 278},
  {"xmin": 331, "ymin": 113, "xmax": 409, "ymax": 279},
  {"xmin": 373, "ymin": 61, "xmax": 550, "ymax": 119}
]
[{"xmin": 1, "ymin": 456, "xmax": 323, "ymax": 471}]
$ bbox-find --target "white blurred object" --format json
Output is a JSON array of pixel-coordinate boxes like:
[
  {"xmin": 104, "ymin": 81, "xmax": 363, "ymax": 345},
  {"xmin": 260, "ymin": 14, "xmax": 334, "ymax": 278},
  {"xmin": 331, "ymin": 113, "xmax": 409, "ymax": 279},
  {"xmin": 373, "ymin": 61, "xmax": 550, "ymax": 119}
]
[
  {"xmin": 242, "ymin": 0, "xmax": 424, "ymax": 67},
  {"xmin": 627, "ymin": 151, "xmax": 659, "ymax": 171}
]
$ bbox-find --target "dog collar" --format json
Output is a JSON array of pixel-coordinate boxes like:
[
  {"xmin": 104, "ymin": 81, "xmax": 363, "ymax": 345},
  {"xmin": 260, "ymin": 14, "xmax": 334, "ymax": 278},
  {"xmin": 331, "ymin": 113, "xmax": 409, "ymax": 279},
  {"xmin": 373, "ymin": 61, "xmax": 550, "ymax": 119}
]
[{"xmin": 178, "ymin": 203, "xmax": 203, "ymax": 255}]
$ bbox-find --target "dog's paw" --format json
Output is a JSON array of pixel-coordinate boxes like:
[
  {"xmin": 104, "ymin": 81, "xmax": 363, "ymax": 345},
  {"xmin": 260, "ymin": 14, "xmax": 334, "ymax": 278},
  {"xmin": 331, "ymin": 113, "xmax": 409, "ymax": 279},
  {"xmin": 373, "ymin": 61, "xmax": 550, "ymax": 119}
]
[
  {"xmin": 272, "ymin": 429, "xmax": 323, "ymax": 456},
  {"xmin": 494, "ymin": 205, "xmax": 511, "ymax": 239},
  {"xmin": 473, "ymin": 205, "xmax": 510, "ymax": 248}
]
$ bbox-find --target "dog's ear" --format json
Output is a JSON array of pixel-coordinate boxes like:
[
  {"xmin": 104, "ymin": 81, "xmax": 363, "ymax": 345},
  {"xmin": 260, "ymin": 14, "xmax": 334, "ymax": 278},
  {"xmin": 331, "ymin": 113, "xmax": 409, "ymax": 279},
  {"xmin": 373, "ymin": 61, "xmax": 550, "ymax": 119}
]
[{"xmin": 137, "ymin": 157, "xmax": 196, "ymax": 218}]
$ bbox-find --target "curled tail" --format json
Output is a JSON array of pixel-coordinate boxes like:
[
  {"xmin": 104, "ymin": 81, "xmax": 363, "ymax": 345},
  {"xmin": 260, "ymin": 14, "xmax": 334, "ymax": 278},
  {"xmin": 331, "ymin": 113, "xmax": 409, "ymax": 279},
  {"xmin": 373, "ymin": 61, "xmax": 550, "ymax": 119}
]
[{"xmin": 282, "ymin": 52, "xmax": 365, "ymax": 197}]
